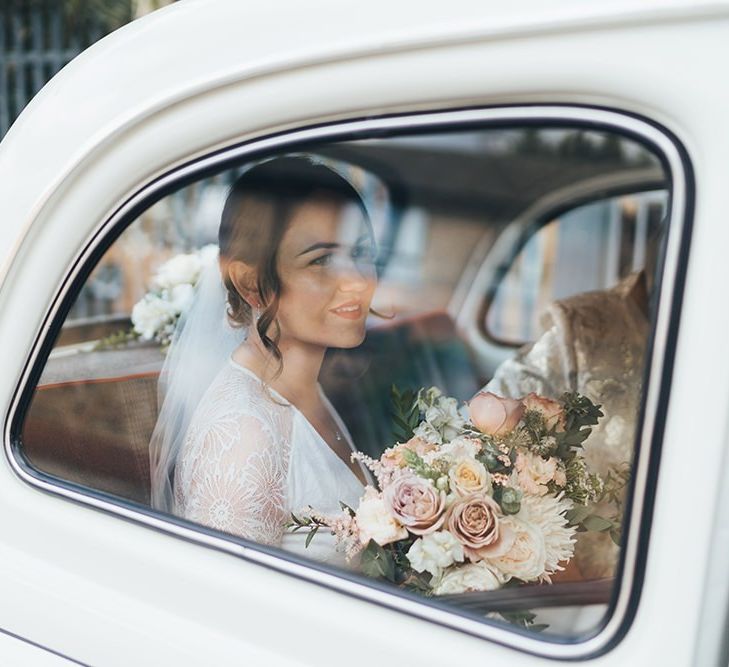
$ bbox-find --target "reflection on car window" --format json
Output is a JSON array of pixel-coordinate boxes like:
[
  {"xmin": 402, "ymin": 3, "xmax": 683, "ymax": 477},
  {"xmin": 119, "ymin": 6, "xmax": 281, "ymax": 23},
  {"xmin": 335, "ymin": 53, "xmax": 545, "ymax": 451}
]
[
  {"xmin": 19, "ymin": 126, "xmax": 670, "ymax": 641},
  {"xmin": 487, "ymin": 190, "xmax": 669, "ymax": 345}
]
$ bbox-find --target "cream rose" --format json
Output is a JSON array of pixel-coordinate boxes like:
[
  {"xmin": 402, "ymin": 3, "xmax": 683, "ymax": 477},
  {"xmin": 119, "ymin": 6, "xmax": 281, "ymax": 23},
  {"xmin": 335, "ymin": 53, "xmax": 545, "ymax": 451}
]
[
  {"xmin": 432, "ymin": 562, "xmax": 504, "ymax": 595},
  {"xmin": 449, "ymin": 458, "xmax": 491, "ymax": 497},
  {"xmin": 488, "ymin": 516, "xmax": 546, "ymax": 582},
  {"xmin": 522, "ymin": 392, "xmax": 565, "ymax": 431},
  {"xmin": 356, "ymin": 487, "xmax": 408, "ymax": 546},
  {"xmin": 406, "ymin": 531, "xmax": 465, "ymax": 578},
  {"xmin": 385, "ymin": 475, "xmax": 447, "ymax": 535},
  {"xmin": 469, "ymin": 392, "xmax": 524, "ymax": 436},
  {"xmin": 515, "ymin": 451, "xmax": 558, "ymax": 496},
  {"xmin": 446, "ymin": 494, "xmax": 514, "ymax": 562}
]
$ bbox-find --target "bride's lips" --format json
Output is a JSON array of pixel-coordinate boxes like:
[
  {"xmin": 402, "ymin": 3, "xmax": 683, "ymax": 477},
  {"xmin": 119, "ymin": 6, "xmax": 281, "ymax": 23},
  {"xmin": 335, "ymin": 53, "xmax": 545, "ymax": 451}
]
[{"xmin": 330, "ymin": 300, "xmax": 364, "ymax": 320}]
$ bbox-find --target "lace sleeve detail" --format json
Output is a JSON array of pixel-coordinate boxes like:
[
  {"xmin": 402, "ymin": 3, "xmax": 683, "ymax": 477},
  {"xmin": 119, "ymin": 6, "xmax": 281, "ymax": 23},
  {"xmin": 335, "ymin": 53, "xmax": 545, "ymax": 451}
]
[{"xmin": 175, "ymin": 386, "xmax": 293, "ymax": 547}]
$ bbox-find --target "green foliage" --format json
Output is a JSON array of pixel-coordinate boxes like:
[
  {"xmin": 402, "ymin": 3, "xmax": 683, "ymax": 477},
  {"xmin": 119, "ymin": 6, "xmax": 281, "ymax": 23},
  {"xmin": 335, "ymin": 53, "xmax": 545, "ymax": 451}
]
[
  {"xmin": 360, "ymin": 540, "xmax": 397, "ymax": 583},
  {"xmin": 391, "ymin": 385, "xmax": 420, "ymax": 443},
  {"xmin": 560, "ymin": 392, "xmax": 604, "ymax": 434},
  {"xmin": 400, "ymin": 448, "xmax": 441, "ymax": 483},
  {"xmin": 93, "ymin": 328, "xmax": 140, "ymax": 350},
  {"xmin": 285, "ymin": 511, "xmax": 330, "ymax": 549}
]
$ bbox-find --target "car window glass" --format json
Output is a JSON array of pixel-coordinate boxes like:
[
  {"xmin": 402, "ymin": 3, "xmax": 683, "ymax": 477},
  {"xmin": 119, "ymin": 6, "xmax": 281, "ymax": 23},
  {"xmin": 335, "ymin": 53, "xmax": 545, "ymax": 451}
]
[
  {"xmin": 18, "ymin": 125, "xmax": 671, "ymax": 642},
  {"xmin": 487, "ymin": 190, "xmax": 669, "ymax": 345}
]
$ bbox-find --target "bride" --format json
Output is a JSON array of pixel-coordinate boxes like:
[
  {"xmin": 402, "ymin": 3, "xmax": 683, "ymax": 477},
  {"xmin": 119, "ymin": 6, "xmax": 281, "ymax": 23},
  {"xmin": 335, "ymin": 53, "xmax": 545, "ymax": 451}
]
[{"xmin": 149, "ymin": 156, "xmax": 377, "ymax": 568}]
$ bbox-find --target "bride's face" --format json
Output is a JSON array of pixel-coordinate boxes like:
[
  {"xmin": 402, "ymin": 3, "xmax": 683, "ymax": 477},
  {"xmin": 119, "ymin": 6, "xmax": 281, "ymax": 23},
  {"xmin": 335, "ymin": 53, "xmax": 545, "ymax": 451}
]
[{"xmin": 274, "ymin": 196, "xmax": 376, "ymax": 350}]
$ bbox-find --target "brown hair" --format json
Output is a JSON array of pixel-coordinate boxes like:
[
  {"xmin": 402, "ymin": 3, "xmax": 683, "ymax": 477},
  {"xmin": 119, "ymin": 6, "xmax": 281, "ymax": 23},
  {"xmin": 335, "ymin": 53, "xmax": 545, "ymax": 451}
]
[{"xmin": 218, "ymin": 156, "xmax": 371, "ymax": 374}]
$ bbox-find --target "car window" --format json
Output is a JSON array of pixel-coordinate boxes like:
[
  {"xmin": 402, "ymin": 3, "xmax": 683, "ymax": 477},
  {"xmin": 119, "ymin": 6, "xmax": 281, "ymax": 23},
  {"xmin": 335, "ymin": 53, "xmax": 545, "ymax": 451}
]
[
  {"xmin": 487, "ymin": 189, "xmax": 669, "ymax": 345},
  {"xmin": 16, "ymin": 122, "xmax": 673, "ymax": 644}
]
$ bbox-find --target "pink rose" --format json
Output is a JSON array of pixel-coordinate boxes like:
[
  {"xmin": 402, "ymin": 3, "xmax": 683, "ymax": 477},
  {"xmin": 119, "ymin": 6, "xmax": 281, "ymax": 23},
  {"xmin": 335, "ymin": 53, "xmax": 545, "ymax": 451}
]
[
  {"xmin": 384, "ymin": 475, "xmax": 447, "ymax": 535},
  {"xmin": 446, "ymin": 494, "xmax": 514, "ymax": 562},
  {"xmin": 469, "ymin": 392, "xmax": 524, "ymax": 436},
  {"xmin": 522, "ymin": 392, "xmax": 565, "ymax": 431}
]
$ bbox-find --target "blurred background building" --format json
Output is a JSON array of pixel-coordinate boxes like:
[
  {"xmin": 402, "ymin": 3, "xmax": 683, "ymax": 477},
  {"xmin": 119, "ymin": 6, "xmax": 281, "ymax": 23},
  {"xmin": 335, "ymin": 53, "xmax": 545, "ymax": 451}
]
[{"xmin": 1, "ymin": 0, "xmax": 173, "ymax": 136}]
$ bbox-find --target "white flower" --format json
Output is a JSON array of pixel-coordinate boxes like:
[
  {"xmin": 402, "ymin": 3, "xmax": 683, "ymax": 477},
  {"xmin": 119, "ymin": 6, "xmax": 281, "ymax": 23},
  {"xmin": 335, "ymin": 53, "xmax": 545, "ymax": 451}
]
[
  {"xmin": 198, "ymin": 243, "xmax": 219, "ymax": 267},
  {"xmin": 487, "ymin": 516, "xmax": 546, "ymax": 582},
  {"xmin": 414, "ymin": 395, "xmax": 467, "ymax": 445},
  {"xmin": 432, "ymin": 562, "xmax": 504, "ymax": 595},
  {"xmin": 516, "ymin": 493, "xmax": 575, "ymax": 580},
  {"xmin": 168, "ymin": 283, "xmax": 195, "ymax": 313},
  {"xmin": 426, "ymin": 396, "xmax": 466, "ymax": 442},
  {"xmin": 154, "ymin": 252, "xmax": 202, "ymax": 289},
  {"xmin": 407, "ymin": 530, "xmax": 465, "ymax": 578},
  {"xmin": 417, "ymin": 386, "xmax": 443, "ymax": 411},
  {"xmin": 436, "ymin": 436, "xmax": 481, "ymax": 463},
  {"xmin": 356, "ymin": 487, "xmax": 408, "ymax": 546},
  {"xmin": 131, "ymin": 294, "xmax": 177, "ymax": 340},
  {"xmin": 413, "ymin": 420, "xmax": 442, "ymax": 445}
]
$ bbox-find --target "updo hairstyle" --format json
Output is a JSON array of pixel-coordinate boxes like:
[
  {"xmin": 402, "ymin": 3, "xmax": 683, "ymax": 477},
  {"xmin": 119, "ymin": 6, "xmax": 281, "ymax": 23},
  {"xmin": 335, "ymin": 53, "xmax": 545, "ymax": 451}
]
[{"xmin": 218, "ymin": 156, "xmax": 370, "ymax": 369}]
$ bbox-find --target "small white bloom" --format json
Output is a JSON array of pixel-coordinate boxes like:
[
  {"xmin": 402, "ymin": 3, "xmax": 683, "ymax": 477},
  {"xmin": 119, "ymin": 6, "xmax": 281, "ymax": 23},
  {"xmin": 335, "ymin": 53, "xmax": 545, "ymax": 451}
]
[
  {"xmin": 407, "ymin": 530, "xmax": 465, "ymax": 578},
  {"xmin": 154, "ymin": 252, "xmax": 202, "ymax": 289},
  {"xmin": 356, "ymin": 487, "xmax": 408, "ymax": 546},
  {"xmin": 432, "ymin": 562, "xmax": 504, "ymax": 595},
  {"xmin": 438, "ymin": 436, "xmax": 481, "ymax": 462},
  {"xmin": 131, "ymin": 295, "xmax": 177, "ymax": 340},
  {"xmin": 413, "ymin": 420, "xmax": 443, "ymax": 445},
  {"xmin": 417, "ymin": 386, "xmax": 443, "ymax": 411},
  {"xmin": 198, "ymin": 243, "xmax": 219, "ymax": 267},
  {"xmin": 168, "ymin": 283, "xmax": 195, "ymax": 313}
]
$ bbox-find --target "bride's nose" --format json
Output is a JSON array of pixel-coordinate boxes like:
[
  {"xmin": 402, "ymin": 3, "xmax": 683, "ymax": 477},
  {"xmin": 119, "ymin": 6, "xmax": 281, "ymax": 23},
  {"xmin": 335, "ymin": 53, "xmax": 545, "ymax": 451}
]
[{"xmin": 334, "ymin": 255, "xmax": 373, "ymax": 292}]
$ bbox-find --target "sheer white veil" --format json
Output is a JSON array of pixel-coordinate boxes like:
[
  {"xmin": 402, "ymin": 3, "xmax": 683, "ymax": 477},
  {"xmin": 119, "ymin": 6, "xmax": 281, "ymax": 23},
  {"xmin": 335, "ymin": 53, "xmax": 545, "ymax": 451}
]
[{"xmin": 149, "ymin": 254, "xmax": 246, "ymax": 512}]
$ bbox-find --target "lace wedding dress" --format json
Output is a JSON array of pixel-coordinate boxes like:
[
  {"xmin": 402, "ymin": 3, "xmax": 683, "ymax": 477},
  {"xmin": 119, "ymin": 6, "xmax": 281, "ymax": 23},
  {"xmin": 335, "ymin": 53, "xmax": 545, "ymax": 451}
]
[{"xmin": 173, "ymin": 358, "xmax": 372, "ymax": 569}]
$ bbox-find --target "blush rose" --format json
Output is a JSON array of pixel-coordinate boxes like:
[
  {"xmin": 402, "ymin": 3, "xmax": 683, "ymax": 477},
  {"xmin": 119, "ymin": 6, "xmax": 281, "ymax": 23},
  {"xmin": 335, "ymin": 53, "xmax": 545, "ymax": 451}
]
[
  {"xmin": 468, "ymin": 392, "xmax": 524, "ymax": 436},
  {"xmin": 385, "ymin": 474, "xmax": 447, "ymax": 535},
  {"xmin": 446, "ymin": 494, "xmax": 514, "ymax": 562}
]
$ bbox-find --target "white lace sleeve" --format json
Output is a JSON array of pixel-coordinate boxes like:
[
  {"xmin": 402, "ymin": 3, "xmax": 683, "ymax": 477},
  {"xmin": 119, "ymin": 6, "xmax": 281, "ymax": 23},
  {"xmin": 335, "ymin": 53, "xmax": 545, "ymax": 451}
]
[{"xmin": 174, "ymin": 370, "xmax": 293, "ymax": 547}]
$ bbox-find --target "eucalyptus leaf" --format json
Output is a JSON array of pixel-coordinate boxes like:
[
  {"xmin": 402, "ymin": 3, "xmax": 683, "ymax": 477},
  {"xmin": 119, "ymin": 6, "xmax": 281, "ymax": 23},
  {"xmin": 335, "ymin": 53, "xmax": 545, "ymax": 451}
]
[
  {"xmin": 582, "ymin": 514, "xmax": 613, "ymax": 532},
  {"xmin": 304, "ymin": 525, "xmax": 319, "ymax": 548}
]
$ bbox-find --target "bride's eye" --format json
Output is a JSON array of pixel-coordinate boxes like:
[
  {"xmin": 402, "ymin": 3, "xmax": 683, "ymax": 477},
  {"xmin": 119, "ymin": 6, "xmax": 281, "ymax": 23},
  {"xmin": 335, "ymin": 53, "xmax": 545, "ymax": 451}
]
[{"xmin": 309, "ymin": 253, "xmax": 333, "ymax": 267}]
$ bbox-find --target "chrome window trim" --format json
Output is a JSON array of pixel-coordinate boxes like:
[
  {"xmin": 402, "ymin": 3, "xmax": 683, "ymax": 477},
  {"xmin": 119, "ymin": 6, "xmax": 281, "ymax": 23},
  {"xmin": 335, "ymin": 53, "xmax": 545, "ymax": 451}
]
[{"xmin": 4, "ymin": 105, "xmax": 690, "ymax": 659}]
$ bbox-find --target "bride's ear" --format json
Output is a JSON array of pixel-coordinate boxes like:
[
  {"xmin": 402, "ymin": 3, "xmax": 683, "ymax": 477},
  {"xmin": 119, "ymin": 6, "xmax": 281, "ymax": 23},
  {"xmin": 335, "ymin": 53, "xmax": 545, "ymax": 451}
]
[{"xmin": 227, "ymin": 259, "xmax": 261, "ymax": 308}]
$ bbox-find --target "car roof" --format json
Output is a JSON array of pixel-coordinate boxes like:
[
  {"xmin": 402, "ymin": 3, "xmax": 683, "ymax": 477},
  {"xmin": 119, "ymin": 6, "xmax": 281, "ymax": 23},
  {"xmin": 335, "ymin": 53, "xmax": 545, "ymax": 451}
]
[{"xmin": 0, "ymin": 0, "xmax": 722, "ymax": 277}]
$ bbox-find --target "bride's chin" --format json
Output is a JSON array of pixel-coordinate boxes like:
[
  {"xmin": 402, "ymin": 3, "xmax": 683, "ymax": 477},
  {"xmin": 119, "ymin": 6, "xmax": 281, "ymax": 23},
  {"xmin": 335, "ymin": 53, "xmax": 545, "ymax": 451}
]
[{"xmin": 328, "ymin": 326, "xmax": 367, "ymax": 349}]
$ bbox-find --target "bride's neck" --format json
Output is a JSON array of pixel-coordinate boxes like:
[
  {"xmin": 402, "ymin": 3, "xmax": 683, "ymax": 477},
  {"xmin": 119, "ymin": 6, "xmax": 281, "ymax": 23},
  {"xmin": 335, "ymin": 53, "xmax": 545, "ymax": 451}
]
[{"xmin": 234, "ymin": 335, "xmax": 325, "ymax": 406}]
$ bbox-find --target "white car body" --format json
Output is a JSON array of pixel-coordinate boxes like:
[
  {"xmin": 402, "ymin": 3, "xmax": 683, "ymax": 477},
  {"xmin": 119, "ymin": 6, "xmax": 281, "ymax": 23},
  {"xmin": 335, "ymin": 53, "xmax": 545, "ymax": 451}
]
[{"xmin": 0, "ymin": 1, "xmax": 728, "ymax": 664}]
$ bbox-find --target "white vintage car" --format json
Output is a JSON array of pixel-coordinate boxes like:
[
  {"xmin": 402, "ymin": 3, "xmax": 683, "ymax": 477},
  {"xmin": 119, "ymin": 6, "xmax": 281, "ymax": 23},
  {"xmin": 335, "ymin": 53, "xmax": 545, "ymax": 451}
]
[{"xmin": 0, "ymin": 1, "xmax": 727, "ymax": 665}]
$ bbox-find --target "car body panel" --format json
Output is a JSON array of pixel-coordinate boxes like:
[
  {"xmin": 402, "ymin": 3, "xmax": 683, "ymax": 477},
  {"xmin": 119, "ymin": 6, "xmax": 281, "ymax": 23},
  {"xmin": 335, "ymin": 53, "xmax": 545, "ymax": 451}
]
[{"xmin": 0, "ymin": 1, "xmax": 728, "ymax": 664}]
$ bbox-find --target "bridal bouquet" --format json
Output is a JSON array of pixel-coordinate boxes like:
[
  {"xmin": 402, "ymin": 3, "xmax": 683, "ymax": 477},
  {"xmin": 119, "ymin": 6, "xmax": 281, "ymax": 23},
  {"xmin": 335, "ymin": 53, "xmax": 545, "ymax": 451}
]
[{"xmin": 291, "ymin": 387, "xmax": 609, "ymax": 596}]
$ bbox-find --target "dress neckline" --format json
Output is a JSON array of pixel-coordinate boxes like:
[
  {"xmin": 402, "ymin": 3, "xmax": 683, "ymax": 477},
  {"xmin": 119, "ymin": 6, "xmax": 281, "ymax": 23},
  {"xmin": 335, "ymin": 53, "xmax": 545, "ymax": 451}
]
[{"xmin": 227, "ymin": 357, "xmax": 372, "ymax": 487}]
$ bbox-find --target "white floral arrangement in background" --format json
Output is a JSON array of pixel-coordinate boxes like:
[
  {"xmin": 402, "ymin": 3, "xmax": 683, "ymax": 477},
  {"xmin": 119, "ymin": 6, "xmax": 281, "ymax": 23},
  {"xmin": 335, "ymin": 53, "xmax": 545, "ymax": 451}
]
[
  {"xmin": 97, "ymin": 244, "xmax": 217, "ymax": 350},
  {"xmin": 290, "ymin": 386, "xmax": 614, "ymax": 616}
]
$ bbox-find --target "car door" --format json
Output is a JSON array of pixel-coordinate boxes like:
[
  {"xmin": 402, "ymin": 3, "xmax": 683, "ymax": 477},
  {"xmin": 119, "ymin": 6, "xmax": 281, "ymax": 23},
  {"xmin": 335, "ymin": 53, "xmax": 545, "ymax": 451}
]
[{"xmin": 0, "ymin": 2, "xmax": 727, "ymax": 666}]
